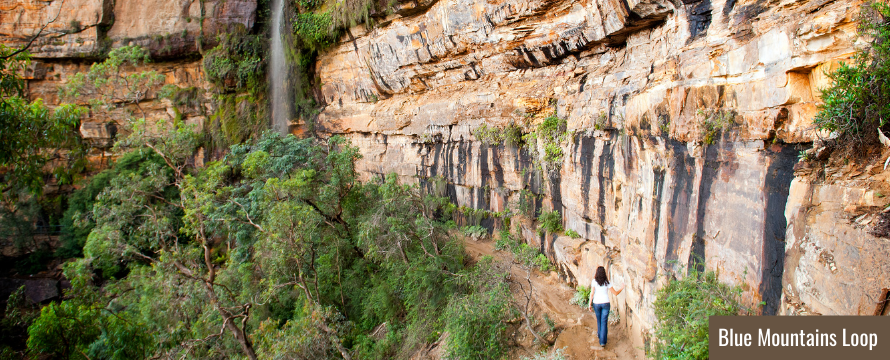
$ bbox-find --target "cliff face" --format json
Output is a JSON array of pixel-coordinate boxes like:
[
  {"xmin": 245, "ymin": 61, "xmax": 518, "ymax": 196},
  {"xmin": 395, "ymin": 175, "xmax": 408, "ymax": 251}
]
[
  {"xmin": 7, "ymin": 0, "xmax": 888, "ymax": 346},
  {"xmin": 5, "ymin": 0, "xmax": 257, "ymax": 149},
  {"xmin": 314, "ymin": 0, "xmax": 883, "ymax": 343},
  {"xmin": 1, "ymin": 0, "xmax": 255, "ymax": 58}
]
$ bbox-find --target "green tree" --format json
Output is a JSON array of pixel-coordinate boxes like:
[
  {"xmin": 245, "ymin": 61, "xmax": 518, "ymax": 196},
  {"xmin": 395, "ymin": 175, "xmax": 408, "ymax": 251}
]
[
  {"xmin": 56, "ymin": 150, "xmax": 166, "ymax": 258},
  {"xmin": 27, "ymin": 128, "xmax": 514, "ymax": 359},
  {"xmin": 0, "ymin": 44, "xmax": 88, "ymax": 279},
  {"xmin": 443, "ymin": 256, "xmax": 513, "ymax": 359},
  {"xmin": 0, "ymin": 45, "xmax": 87, "ymax": 201},
  {"xmin": 814, "ymin": 2, "xmax": 890, "ymax": 148}
]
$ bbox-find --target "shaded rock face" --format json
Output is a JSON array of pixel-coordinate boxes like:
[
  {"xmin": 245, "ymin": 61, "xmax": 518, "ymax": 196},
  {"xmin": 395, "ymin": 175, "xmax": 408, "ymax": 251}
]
[
  {"xmin": 0, "ymin": 278, "xmax": 60, "ymax": 304},
  {"xmin": 1, "ymin": 0, "xmax": 256, "ymax": 58},
  {"xmin": 315, "ymin": 0, "xmax": 875, "ymax": 337}
]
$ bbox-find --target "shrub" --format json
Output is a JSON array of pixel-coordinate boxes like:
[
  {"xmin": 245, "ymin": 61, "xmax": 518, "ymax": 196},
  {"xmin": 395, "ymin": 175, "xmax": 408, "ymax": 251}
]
[
  {"xmin": 814, "ymin": 2, "xmax": 890, "ymax": 150},
  {"xmin": 461, "ymin": 225, "xmax": 488, "ymax": 240},
  {"xmin": 543, "ymin": 143, "xmax": 563, "ymax": 164},
  {"xmin": 68, "ymin": 20, "xmax": 82, "ymax": 33},
  {"xmin": 537, "ymin": 210, "xmax": 563, "ymax": 235},
  {"xmin": 496, "ymin": 230, "xmax": 554, "ymax": 272},
  {"xmin": 516, "ymin": 188, "xmax": 539, "ymax": 219},
  {"xmin": 564, "ymin": 229, "xmax": 581, "ymax": 238},
  {"xmin": 515, "ymin": 243, "xmax": 554, "ymax": 272},
  {"xmin": 538, "ymin": 113, "xmax": 567, "ymax": 142},
  {"xmin": 495, "ymin": 229, "xmax": 514, "ymax": 251},
  {"xmin": 473, "ymin": 123, "xmax": 525, "ymax": 147},
  {"xmin": 593, "ymin": 112, "xmax": 609, "ymax": 130},
  {"xmin": 292, "ymin": 12, "xmax": 335, "ymax": 51},
  {"xmin": 650, "ymin": 269, "xmax": 744, "ymax": 360},
  {"xmin": 533, "ymin": 253, "xmax": 555, "ymax": 272},
  {"xmin": 538, "ymin": 114, "xmax": 567, "ymax": 163},
  {"xmin": 570, "ymin": 285, "xmax": 591, "ymax": 307}
]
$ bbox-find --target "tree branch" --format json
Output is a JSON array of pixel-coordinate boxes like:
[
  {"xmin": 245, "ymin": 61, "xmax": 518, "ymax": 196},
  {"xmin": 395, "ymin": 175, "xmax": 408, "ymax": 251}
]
[
  {"xmin": 1, "ymin": 0, "xmax": 66, "ymax": 59},
  {"xmin": 230, "ymin": 200, "xmax": 264, "ymax": 232}
]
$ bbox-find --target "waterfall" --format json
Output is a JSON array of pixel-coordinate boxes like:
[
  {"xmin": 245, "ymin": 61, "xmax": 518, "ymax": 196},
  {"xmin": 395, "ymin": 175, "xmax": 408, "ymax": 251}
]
[{"xmin": 269, "ymin": 0, "xmax": 290, "ymax": 134}]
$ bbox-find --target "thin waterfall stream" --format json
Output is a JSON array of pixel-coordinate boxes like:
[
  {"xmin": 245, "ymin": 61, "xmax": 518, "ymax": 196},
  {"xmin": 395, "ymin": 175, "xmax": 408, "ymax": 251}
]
[{"xmin": 269, "ymin": 0, "xmax": 290, "ymax": 134}]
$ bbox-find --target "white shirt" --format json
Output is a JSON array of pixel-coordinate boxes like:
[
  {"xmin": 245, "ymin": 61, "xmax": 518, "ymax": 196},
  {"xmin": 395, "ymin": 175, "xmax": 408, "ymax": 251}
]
[{"xmin": 591, "ymin": 280, "xmax": 612, "ymax": 304}]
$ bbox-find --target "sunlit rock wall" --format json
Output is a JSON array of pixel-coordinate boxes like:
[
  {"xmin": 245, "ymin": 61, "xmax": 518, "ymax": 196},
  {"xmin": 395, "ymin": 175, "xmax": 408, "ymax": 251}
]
[
  {"xmin": 1, "ymin": 0, "xmax": 255, "ymax": 58},
  {"xmin": 781, "ymin": 166, "xmax": 890, "ymax": 316},
  {"xmin": 315, "ymin": 0, "xmax": 873, "ymax": 342}
]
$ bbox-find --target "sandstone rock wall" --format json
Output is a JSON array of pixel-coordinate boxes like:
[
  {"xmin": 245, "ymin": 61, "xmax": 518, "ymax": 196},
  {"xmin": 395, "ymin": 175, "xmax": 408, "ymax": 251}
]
[
  {"xmin": 315, "ymin": 0, "xmax": 883, "ymax": 341},
  {"xmin": 1, "ymin": 0, "xmax": 256, "ymax": 58},
  {"xmin": 7, "ymin": 0, "xmax": 258, "ymax": 148},
  {"xmin": 782, "ymin": 166, "xmax": 890, "ymax": 316}
]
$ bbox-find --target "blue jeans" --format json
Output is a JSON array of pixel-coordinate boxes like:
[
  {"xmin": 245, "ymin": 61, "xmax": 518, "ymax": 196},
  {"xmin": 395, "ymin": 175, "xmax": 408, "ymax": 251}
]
[{"xmin": 593, "ymin": 303, "xmax": 610, "ymax": 346}]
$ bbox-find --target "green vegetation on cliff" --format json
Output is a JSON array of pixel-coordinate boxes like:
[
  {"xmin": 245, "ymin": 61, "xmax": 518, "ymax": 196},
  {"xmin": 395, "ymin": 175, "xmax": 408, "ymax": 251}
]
[
  {"xmin": 204, "ymin": 30, "xmax": 267, "ymax": 93},
  {"xmin": 3, "ymin": 38, "xmax": 520, "ymax": 358},
  {"xmin": 815, "ymin": 2, "xmax": 890, "ymax": 152}
]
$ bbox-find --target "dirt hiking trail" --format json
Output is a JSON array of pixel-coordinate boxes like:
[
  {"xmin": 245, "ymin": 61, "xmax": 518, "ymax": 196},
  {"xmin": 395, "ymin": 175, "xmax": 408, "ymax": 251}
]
[{"xmin": 463, "ymin": 238, "xmax": 646, "ymax": 360}]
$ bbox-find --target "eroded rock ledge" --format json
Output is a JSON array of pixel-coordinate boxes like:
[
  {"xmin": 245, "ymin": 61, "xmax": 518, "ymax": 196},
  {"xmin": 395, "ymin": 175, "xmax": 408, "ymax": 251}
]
[
  {"xmin": 1, "ymin": 0, "xmax": 255, "ymax": 59},
  {"xmin": 315, "ymin": 0, "xmax": 881, "ymax": 343}
]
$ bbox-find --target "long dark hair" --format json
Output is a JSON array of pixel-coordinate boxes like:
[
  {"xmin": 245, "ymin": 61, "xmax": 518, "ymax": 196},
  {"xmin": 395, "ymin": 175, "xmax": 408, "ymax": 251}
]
[{"xmin": 595, "ymin": 266, "xmax": 609, "ymax": 286}]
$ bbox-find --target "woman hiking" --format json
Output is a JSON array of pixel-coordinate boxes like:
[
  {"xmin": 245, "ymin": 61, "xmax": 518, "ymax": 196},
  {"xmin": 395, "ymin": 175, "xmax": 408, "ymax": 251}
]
[{"xmin": 587, "ymin": 265, "xmax": 624, "ymax": 349}]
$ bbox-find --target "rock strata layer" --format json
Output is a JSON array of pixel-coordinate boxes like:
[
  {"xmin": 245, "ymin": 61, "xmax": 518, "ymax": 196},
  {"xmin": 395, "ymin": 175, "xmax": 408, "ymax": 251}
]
[{"xmin": 1, "ymin": 0, "xmax": 256, "ymax": 58}]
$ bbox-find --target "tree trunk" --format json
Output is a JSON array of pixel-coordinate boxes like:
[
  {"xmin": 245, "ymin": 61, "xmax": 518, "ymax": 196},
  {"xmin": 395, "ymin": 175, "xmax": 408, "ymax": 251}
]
[{"xmin": 205, "ymin": 282, "xmax": 259, "ymax": 360}]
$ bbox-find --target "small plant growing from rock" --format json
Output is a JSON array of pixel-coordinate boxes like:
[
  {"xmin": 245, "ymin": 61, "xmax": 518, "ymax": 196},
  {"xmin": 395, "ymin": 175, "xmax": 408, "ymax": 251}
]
[
  {"xmin": 537, "ymin": 113, "xmax": 568, "ymax": 166},
  {"xmin": 473, "ymin": 123, "xmax": 503, "ymax": 145},
  {"xmin": 68, "ymin": 20, "xmax": 82, "ymax": 34},
  {"xmin": 472, "ymin": 122, "xmax": 524, "ymax": 147},
  {"xmin": 543, "ymin": 142, "xmax": 563, "ymax": 164},
  {"xmin": 798, "ymin": 149, "xmax": 812, "ymax": 162},
  {"xmin": 564, "ymin": 229, "xmax": 581, "ymax": 238},
  {"xmin": 59, "ymin": 45, "xmax": 165, "ymax": 120},
  {"xmin": 419, "ymin": 132, "xmax": 436, "ymax": 144},
  {"xmin": 657, "ymin": 115, "xmax": 671, "ymax": 136},
  {"xmin": 814, "ymin": 2, "xmax": 890, "ymax": 148},
  {"xmin": 697, "ymin": 109, "xmax": 734, "ymax": 145},
  {"xmin": 593, "ymin": 112, "xmax": 609, "ymax": 130}
]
